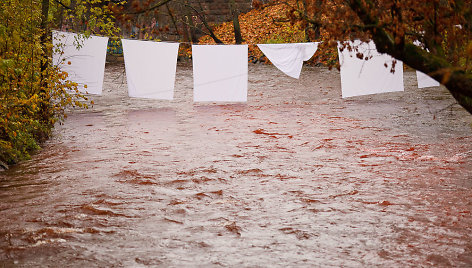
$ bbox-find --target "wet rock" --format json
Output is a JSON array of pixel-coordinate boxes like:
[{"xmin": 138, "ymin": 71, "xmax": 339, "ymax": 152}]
[
  {"xmin": 135, "ymin": 257, "xmax": 163, "ymax": 266},
  {"xmin": 225, "ymin": 222, "xmax": 242, "ymax": 236}
]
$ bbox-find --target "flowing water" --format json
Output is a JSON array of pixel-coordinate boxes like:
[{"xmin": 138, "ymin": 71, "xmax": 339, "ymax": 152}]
[{"xmin": 1, "ymin": 62, "xmax": 472, "ymax": 267}]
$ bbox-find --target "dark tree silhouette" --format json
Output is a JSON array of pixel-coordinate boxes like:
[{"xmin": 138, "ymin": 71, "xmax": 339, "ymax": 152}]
[{"xmin": 289, "ymin": 0, "xmax": 472, "ymax": 113}]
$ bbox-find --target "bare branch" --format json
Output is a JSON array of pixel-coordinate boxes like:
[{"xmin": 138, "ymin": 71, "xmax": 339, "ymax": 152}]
[
  {"xmin": 181, "ymin": 2, "xmax": 223, "ymax": 44},
  {"xmin": 54, "ymin": 0, "xmax": 71, "ymax": 10},
  {"xmin": 126, "ymin": 0, "xmax": 174, "ymax": 15}
]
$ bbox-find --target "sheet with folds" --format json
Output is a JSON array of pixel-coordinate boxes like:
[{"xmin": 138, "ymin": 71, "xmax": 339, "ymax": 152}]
[
  {"xmin": 257, "ymin": 42, "xmax": 319, "ymax": 79},
  {"xmin": 338, "ymin": 40, "xmax": 404, "ymax": 98},
  {"xmin": 52, "ymin": 31, "xmax": 108, "ymax": 95},
  {"xmin": 192, "ymin": 44, "xmax": 248, "ymax": 102},
  {"xmin": 122, "ymin": 39, "xmax": 180, "ymax": 100}
]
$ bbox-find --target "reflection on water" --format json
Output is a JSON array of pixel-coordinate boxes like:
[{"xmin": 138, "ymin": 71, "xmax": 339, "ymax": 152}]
[{"xmin": 1, "ymin": 62, "xmax": 472, "ymax": 267}]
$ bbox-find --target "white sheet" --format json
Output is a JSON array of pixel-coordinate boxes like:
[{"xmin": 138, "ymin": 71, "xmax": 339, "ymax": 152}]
[
  {"xmin": 52, "ymin": 31, "xmax": 108, "ymax": 95},
  {"xmin": 192, "ymin": 45, "xmax": 248, "ymax": 102},
  {"xmin": 122, "ymin": 39, "xmax": 179, "ymax": 100},
  {"xmin": 338, "ymin": 40, "xmax": 404, "ymax": 98},
  {"xmin": 412, "ymin": 40, "xmax": 440, "ymax": 88},
  {"xmin": 416, "ymin": 71, "xmax": 440, "ymax": 88},
  {"xmin": 257, "ymin": 42, "xmax": 319, "ymax": 79}
]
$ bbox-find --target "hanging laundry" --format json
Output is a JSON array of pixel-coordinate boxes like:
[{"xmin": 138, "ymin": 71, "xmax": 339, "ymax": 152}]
[
  {"xmin": 416, "ymin": 71, "xmax": 440, "ymax": 88},
  {"xmin": 121, "ymin": 39, "xmax": 179, "ymax": 100},
  {"xmin": 412, "ymin": 40, "xmax": 440, "ymax": 88},
  {"xmin": 192, "ymin": 45, "xmax": 248, "ymax": 102},
  {"xmin": 52, "ymin": 31, "xmax": 108, "ymax": 95},
  {"xmin": 257, "ymin": 42, "xmax": 319, "ymax": 79},
  {"xmin": 338, "ymin": 40, "xmax": 404, "ymax": 98}
]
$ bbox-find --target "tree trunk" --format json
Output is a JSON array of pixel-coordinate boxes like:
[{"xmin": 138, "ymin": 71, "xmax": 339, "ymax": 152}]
[
  {"xmin": 166, "ymin": 3, "xmax": 180, "ymax": 39},
  {"xmin": 201, "ymin": 19, "xmax": 224, "ymax": 44},
  {"xmin": 40, "ymin": 0, "xmax": 49, "ymax": 75},
  {"xmin": 193, "ymin": 2, "xmax": 223, "ymax": 43},
  {"xmin": 185, "ymin": 5, "xmax": 198, "ymax": 43},
  {"xmin": 395, "ymin": 44, "xmax": 472, "ymax": 114},
  {"xmin": 348, "ymin": 0, "xmax": 472, "ymax": 114},
  {"xmin": 302, "ymin": 0, "xmax": 321, "ymax": 41},
  {"xmin": 39, "ymin": 0, "xmax": 52, "ymax": 127},
  {"xmin": 179, "ymin": 4, "xmax": 191, "ymax": 43},
  {"xmin": 229, "ymin": 0, "xmax": 243, "ymax": 44}
]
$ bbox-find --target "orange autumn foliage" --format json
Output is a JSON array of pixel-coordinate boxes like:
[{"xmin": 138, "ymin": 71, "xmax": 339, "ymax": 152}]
[{"xmin": 197, "ymin": 1, "xmax": 307, "ymax": 62}]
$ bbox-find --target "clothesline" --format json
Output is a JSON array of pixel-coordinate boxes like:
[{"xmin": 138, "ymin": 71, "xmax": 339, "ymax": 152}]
[
  {"xmin": 120, "ymin": 39, "xmax": 317, "ymax": 47},
  {"xmin": 164, "ymin": 41, "xmax": 319, "ymax": 46},
  {"xmin": 52, "ymin": 30, "xmax": 441, "ymax": 103},
  {"xmin": 117, "ymin": 38, "xmax": 320, "ymax": 47},
  {"xmin": 58, "ymin": 30, "xmax": 318, "ymax": 46}
]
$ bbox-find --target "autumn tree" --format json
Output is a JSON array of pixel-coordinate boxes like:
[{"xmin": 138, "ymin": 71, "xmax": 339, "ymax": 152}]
[
  {"xmin": 0, "ymin": 0, "xmax": 121, "ymax": 166},
  {"xmin": 286, "ymin": 0, "xmax": 472, "ymax": 114}
]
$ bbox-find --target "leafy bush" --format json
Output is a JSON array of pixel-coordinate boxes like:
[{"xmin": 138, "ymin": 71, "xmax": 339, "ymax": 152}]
[{"xmin": 0, "ymin": 0, "xmax": 90, "ymax": 165}]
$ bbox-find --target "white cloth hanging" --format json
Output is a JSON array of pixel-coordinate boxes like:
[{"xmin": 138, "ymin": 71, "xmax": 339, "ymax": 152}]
[
  {"xmin": 412, "ymin": 40, "xmax": 440, "ymax": 88},
  {"xmin": 192, "ymin": 44, "xmax": 248, "ymax": 102},
  {"xmin": 416, "ymin": 71, "xmax": 440, "ymax": 88},
  {"xmin": 338, "ymin": 40, "xmax": 404, "ymax": 98},
  {"xmin": 121, "ymin": 39, "xmax": 179, "ymax": 100},
  {"xmin": 257, "ymin": 42, "xmax": 319, "ymax": 79},
  {"xmin": 52, "ymin": 31, "xmax": 108, "ymax": 95}
]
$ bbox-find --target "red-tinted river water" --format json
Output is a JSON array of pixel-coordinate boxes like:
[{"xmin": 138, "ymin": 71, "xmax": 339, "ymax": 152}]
[{"xmin": 1, "ymin": 62, "xmax": 472, "ymax": 267}]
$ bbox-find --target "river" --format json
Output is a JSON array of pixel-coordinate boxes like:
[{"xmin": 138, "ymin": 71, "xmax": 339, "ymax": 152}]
[{"xmin": 1, "ymin": 62, "xmax": 472, "ymax": 267}]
